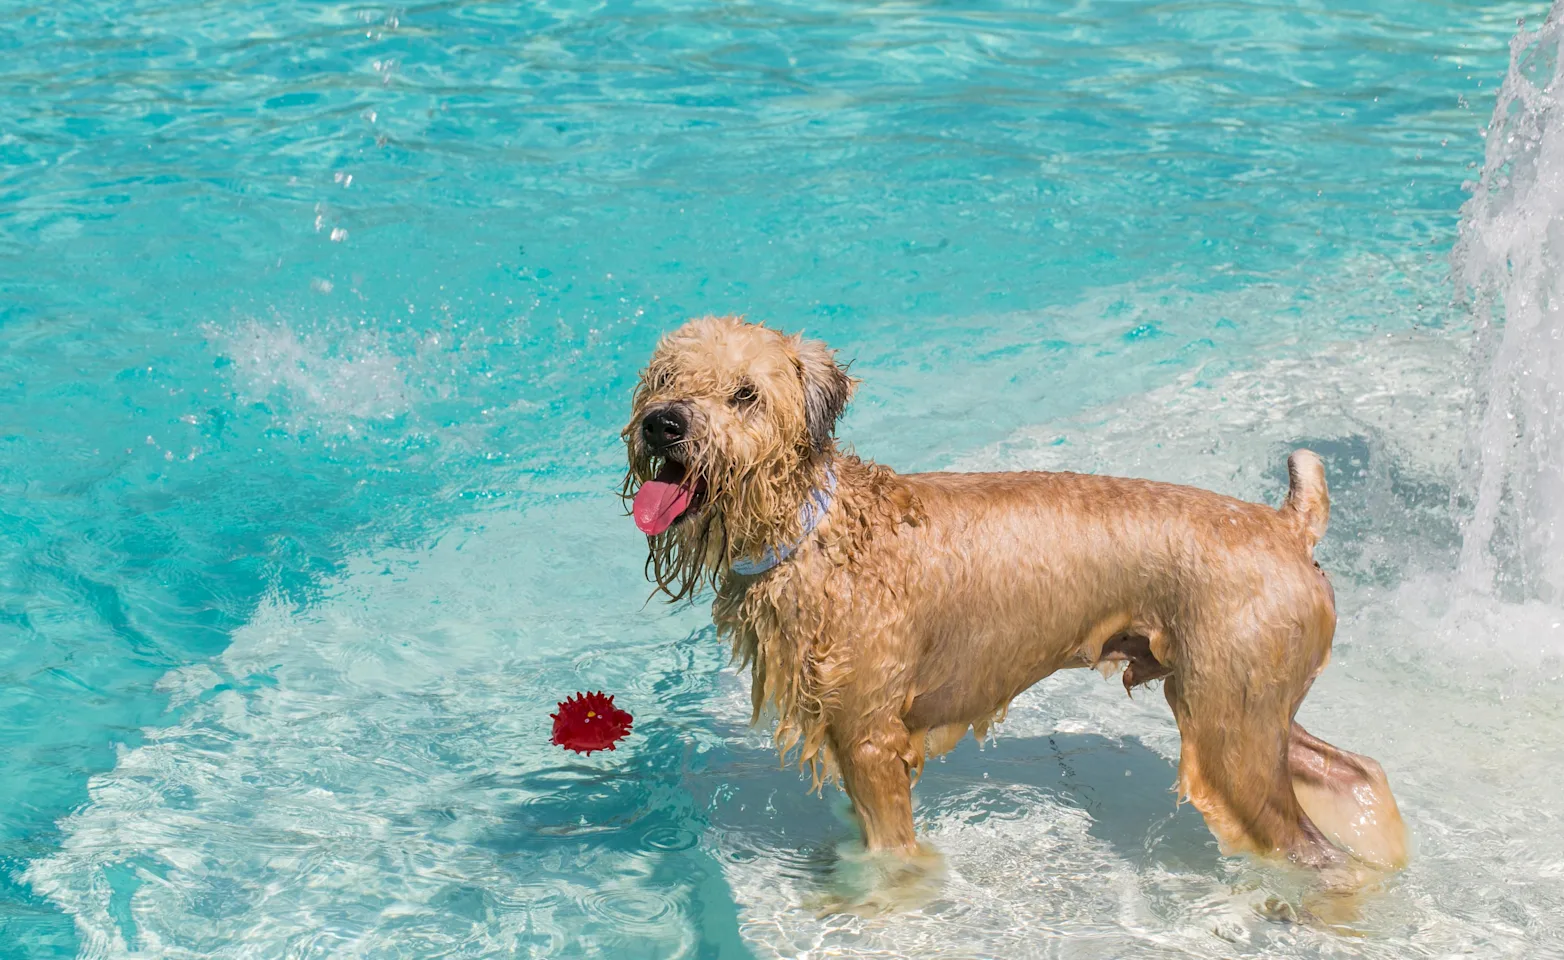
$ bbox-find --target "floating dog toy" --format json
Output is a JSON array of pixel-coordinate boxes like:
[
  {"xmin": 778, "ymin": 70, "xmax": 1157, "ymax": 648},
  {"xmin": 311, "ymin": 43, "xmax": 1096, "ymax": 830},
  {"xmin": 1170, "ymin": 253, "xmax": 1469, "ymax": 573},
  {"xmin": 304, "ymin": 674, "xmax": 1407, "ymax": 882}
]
[{"xmin": 550, "ymin": 691, "xmax": 632, "ymax": 754}]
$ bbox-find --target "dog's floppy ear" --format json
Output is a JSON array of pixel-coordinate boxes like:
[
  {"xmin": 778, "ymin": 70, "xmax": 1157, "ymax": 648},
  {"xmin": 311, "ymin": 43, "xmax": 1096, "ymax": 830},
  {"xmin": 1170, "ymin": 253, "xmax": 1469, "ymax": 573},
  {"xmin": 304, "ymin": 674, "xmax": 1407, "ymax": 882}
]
[{"xmin": 796, "ymin": 337, "xmax": 855, "ymax": 452}]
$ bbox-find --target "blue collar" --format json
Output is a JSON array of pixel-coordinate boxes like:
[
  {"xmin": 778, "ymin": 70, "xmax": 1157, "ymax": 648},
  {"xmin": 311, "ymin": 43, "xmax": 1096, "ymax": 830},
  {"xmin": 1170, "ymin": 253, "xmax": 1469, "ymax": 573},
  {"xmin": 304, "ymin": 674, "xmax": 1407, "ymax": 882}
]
[{"xmin": 731, "ymin": 468, "xmax": 837, "ymax": 576}]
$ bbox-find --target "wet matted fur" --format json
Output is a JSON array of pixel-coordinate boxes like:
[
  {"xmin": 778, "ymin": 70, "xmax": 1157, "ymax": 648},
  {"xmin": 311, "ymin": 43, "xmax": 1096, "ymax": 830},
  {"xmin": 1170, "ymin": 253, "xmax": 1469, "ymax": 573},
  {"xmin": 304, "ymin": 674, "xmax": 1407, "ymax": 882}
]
[{"xmin": 621, "ymin": 315, "xmax": 1408, "ymax": 880}]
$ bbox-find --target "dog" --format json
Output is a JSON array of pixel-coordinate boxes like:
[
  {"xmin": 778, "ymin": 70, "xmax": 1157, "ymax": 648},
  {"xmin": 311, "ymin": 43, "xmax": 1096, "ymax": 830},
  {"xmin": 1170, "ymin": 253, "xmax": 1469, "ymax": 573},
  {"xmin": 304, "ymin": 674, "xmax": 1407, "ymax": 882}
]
[{"xmin": 621, "ymin": 315, "xmax": 1408, "ymax": 888}]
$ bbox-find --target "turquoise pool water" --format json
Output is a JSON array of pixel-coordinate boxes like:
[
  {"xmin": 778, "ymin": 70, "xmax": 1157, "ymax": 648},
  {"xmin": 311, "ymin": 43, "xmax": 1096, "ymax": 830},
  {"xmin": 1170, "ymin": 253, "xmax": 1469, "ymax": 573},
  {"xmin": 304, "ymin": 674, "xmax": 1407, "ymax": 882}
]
[{"xmin": 4, "ymin": 0, "xmax": 1563, "ymax": 956}]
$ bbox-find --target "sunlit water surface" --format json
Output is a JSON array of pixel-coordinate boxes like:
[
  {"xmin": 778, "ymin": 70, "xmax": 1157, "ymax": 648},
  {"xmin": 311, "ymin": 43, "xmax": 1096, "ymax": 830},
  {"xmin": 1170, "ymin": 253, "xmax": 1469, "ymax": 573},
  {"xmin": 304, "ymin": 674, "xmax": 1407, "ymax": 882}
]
[{"xmin": 3, "ymin": 0, "xmax": 1563, "ymax": 957}]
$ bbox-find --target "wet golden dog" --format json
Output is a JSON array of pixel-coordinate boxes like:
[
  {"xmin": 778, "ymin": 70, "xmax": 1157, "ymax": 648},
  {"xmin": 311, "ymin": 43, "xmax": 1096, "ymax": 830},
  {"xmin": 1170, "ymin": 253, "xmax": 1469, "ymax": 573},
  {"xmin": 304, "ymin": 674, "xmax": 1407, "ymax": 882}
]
[{"xmin": 622, "ymin": 315, "xmax": 1408, "ymax": 888}]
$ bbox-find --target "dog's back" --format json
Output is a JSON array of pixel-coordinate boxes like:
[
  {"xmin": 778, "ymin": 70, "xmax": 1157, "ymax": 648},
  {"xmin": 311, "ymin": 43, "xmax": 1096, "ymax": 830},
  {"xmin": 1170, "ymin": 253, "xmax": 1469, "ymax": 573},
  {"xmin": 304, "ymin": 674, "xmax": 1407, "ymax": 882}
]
[{"xmin": 889, "ymin": 460, "xmax": 1333, "ymax": 730}]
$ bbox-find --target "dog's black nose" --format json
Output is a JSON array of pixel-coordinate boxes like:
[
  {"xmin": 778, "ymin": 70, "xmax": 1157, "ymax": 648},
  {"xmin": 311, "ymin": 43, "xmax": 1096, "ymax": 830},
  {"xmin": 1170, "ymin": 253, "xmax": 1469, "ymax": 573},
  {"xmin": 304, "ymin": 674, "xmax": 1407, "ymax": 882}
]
[{"xmin": 641, "ymin": 407, "xmax": 687, "ymax": 451}]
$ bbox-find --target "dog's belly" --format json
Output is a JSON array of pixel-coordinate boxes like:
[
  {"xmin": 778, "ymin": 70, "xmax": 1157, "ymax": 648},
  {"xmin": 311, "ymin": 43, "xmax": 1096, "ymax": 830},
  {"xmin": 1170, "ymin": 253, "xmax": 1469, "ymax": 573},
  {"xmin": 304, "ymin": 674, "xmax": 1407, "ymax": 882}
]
[{"xmin": 900, "ymin": 603, "xmax": 1142, "ymax": 731}]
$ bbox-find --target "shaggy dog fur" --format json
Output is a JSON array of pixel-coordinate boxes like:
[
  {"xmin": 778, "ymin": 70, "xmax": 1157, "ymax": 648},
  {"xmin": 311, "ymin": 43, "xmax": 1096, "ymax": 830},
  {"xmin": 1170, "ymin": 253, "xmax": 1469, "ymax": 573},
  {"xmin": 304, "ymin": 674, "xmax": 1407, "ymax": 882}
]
[{"xmin": 622, "ymin": 315, "xmax": 1408, "ymax": 881}]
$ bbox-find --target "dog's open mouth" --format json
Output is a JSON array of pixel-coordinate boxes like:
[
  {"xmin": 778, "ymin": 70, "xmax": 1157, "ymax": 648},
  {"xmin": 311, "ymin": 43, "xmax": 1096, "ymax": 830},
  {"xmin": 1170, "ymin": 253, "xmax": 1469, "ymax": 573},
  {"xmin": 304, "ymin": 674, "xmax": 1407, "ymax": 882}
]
[{"xmin": 632, "ymin": 460, "xmax": 707, "ymax": 536}]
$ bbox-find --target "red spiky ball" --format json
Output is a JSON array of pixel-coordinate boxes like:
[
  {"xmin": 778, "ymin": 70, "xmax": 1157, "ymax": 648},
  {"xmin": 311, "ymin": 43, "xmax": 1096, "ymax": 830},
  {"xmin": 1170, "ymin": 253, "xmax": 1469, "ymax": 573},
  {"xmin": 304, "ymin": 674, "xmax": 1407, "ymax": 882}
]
[{"xmin": 550, "ymin": 691, "xmax": 633, "ymax": 754}]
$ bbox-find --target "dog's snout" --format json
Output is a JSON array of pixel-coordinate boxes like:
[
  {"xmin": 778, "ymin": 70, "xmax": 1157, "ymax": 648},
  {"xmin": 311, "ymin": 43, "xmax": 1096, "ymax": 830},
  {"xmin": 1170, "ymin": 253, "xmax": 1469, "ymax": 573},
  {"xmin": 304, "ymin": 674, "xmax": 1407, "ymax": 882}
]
[{"xmin": 641, "ymin": 406, "xmax": 687, "ymax": 452}]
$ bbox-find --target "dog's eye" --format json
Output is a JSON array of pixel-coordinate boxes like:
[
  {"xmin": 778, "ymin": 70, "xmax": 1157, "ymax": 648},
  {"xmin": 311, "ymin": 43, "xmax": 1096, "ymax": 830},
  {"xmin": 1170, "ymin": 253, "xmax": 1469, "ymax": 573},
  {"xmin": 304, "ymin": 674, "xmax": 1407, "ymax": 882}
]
[{"xmin": 731, "ymin": 383, "xmax": 758, "ymax": 407}]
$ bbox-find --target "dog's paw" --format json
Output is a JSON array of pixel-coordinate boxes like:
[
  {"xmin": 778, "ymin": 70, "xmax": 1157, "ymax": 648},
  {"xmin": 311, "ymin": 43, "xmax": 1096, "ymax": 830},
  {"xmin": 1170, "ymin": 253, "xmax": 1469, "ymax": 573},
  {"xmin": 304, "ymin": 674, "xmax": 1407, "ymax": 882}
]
[
  {"xmin": 1254, "ymin": 895, "xmax": 1299, "ymax": 924},
  {"xmin": 809, "ymin": 842, "xmax": 946, "ymax": 918}
]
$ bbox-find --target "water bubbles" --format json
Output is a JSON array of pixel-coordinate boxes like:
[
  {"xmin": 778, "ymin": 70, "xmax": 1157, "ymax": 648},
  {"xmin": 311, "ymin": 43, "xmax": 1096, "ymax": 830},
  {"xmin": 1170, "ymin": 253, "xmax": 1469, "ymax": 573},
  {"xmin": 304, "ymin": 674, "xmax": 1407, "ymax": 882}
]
[
  {"xmin": 357, "ymin": 7, "xmax": 400, "ymax": 37},
  {"xmin": 330, "ymin": 228, "xmax": 348, "ymax": 243}
]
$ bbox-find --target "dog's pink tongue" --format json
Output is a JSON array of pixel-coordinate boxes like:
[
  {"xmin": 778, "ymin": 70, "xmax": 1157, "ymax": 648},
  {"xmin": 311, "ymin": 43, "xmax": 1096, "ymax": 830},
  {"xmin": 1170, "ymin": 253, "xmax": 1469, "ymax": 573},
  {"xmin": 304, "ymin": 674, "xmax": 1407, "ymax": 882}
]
[{"xmin": 633, "ymin": 481, "xmax": 693, "ymax": 536}]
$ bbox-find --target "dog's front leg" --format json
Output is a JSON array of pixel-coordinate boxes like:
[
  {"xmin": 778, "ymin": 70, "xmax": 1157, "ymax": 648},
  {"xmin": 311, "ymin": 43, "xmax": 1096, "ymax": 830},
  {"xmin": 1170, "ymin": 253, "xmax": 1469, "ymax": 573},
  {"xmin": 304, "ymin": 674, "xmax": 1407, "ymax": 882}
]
[
  {"xmin": 832, "ymin": 725, "xmax": 918, "ymax": 854},
  {"xmin": 815, "ymin": 721, "xmax": 946, "ymax": 917}
]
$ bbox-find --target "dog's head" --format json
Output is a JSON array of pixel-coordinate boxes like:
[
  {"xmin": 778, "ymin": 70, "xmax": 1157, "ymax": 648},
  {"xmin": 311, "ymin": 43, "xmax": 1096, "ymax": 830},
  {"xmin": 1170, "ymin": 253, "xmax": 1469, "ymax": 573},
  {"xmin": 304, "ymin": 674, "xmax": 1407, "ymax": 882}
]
[{"xmin": 621, "ymin": 315, "xmax": 855, "ymax": 598}]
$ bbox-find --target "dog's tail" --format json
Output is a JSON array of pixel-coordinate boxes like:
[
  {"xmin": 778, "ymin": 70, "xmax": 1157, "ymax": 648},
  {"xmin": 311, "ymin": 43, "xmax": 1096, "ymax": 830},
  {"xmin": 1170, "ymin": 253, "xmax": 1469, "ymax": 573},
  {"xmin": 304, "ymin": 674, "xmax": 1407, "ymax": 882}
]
[{"xmin": 1281, "ymin": 449, "xmax": 1329, "ymax": 551}]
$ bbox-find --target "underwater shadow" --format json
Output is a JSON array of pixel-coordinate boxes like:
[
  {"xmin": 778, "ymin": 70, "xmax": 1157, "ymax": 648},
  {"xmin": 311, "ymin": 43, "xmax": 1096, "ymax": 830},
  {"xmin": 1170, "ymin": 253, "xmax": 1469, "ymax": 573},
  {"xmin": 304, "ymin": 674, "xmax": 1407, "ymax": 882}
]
[
  {"xmin": 476, "ymin": 712, "xmax": 1219, "ymax": 953},
  {"xmin": 469, "ymin": 722, "xmax": 761, "ymax": 959},
  {"xmin": 682, "ymin": 728, "xmax": 1220, "ymax": 883}
]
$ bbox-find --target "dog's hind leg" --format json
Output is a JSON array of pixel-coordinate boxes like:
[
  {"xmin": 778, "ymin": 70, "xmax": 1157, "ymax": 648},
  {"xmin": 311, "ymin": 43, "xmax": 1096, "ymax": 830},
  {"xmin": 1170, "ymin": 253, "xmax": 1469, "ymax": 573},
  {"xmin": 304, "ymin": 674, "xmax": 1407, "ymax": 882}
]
[
  {"xmin": 1289, "ymin": 723, "xmax": 1408, "ymax": 870},
  {"xmin": 1163, "ymin": 671, "xmax": 1346, "ymax": 869}
]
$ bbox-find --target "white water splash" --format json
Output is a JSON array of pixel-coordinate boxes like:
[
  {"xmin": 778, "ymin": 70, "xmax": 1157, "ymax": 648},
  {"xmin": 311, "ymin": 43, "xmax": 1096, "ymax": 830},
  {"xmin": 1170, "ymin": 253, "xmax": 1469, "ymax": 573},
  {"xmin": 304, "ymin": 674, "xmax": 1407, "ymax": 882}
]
[
  {"xmin": 1455, "ymin": 4, "xmax": 1564, "ymax": 602},
  {"xmin": 210, "ymin": 318, "xmax": 415, "ymax": 435}
]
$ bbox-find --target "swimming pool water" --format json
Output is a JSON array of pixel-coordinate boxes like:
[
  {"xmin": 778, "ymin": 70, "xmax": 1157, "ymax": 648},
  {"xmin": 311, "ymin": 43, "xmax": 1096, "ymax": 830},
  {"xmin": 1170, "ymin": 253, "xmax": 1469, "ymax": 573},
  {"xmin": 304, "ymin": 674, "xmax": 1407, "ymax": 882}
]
[{"xmin": 3, "ymin": 0, "xmax": 1561, "ymax": 956}]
